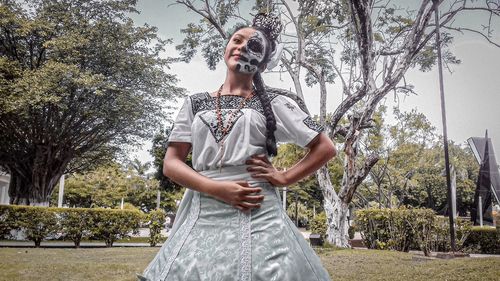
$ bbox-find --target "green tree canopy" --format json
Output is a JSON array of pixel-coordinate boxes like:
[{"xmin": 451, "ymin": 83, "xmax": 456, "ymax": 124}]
[
  {"xmin": 0, "ymin": 0, "xmax": 184, "ymax": 205},
  {"xmin": 51, "ymin": 162, "xmax": 183, "ymax": 213}
]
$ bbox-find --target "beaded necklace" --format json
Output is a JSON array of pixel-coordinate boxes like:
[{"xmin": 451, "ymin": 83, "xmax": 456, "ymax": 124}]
[{"xmin": 215, "ymin": 84, "xmax": 254, "ymax": 172}]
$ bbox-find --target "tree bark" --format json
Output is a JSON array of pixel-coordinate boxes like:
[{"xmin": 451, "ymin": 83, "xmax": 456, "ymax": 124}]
[{"xmin": 7, "ymin": 159, "xmax": 65, "ymax": 206}]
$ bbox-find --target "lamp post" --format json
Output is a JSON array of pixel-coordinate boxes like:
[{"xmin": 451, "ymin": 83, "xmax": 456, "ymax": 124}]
[
  {"xmin": 279, "ymin": 187, "xmax": 300, "ymax": 227},
  {"xmin": 432, "ymin": 0, "xmax": 456, "ymax": 252}
]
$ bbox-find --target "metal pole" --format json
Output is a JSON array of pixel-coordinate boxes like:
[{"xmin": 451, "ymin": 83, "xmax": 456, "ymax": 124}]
[
  {"xmin": 433, "ymin": 0, "xmax": 456, "ymax": 252},
  {"xmin": 451, "ymin": 165, "xmax": 457, "ymax": 222},
  {"xmin": 58, "ymin": 174, "xmax": 65, "ymax": 208},
  {"xmin": 479, "ymin": 195, "xmax": 483, "ymax": 227},
  {"xmin": 157, "ymin": 189, "xmax": 161, "ymax": 209},
  {"xmin": 282, "ymin": 187, "xmax": 287, "ymax": 210},
  {"xmin": 295, "ymin": 192, "xmax": 299, "ymax": 227}
]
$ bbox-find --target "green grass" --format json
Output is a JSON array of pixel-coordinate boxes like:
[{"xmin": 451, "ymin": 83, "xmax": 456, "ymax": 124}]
[
  {"xmin": 320, "ymin": 249, "xmax": 500, "ymax": 281},
  {"xmin": 0, "ymin": 247, "xmax": 498, "ymax": 281}
]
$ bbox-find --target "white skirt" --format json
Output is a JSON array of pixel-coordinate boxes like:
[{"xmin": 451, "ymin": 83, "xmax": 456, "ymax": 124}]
[{"xmin": 138, "ymin": 165, "xmax": 332, "ymax": 281}]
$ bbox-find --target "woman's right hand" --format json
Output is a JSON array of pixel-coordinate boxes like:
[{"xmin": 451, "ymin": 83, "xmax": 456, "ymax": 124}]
[{"xmin": 209, "ymin": 181, "xmax": 264, "ymax": 212}]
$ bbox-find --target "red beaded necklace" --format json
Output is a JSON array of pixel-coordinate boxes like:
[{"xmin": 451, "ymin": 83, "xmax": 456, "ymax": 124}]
[{"xmin": 215, "ymin": 84, "xmax": 254, "ymax": 172}]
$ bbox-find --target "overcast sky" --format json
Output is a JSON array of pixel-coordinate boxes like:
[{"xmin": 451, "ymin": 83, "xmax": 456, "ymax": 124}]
[{"xmin": 128, "ymin": 0, "xmax": 500, "ymax": 167}]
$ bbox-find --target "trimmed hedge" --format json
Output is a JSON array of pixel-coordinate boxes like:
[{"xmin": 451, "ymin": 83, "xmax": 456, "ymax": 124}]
[
  {"xmin": 0, "ymin": 205, "xmax": 143, "ymax": 247},
  {"xmin": 431, "ymin": 215, "xmax": 472, "ymax": 252},
  {"xmin": 354, "ymin": 207, "xmax": 478, "ymax": 256},
  {"xmin": 58, "ymin": 208, "xmax": 94, "ymax": 248},
  {"xmin": 463, "ymin": 226, "xmax": 500, "ymax": 254},
  {"xmin": 355, "ymin": 207, "xmax": 436, "ymax": 253},
  {"xmin": 90, "ymin": 208, "xmax": 143, "ymax": 247},
  {"xmin": 5, "ymin": 205, "xmax": 59, "ymax": 247}
]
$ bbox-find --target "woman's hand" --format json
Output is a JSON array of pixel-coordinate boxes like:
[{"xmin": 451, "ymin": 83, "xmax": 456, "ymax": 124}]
[
  {"xmin": 209, "ymin": 180, "xmax": 264, "ymax": 212},
  {"xmin": 245, "ymin": 154, "xmax": 288, "ymax": 187}
]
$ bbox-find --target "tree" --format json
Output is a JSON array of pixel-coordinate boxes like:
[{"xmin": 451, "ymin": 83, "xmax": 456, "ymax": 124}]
[
  {"xmin": 170, "ymin": 0, "xmax": 500, "ymax": 247},
  {"xmin": 149, "ymin": 126, "xmax": 192, "ymax": 193},
  {"xmin": 0, "ymin": 0, "xmax": 184, "ymax": 205},
  {"xmin": 50, "ymin": 162, "xmax": 183, "ymax": 212},
  {"xmin": 126, "ymin": 158, "xmax": 152, "ymax": 179},
  {"xmin": 355, "ymin": 108, "xmax": 477, "ymax": 216}
]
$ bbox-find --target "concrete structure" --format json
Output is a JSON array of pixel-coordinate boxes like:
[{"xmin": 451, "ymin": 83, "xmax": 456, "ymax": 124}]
[{"xmin": 0, "ymin": 171, "xmax": 10, "ymax": 205}]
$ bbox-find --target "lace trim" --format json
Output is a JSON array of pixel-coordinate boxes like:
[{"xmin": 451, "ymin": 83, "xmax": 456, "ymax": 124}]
[
  {"xmin": 238, "ymin": 210, "xmax": 252, "ymax": 281},
  {"xmin": 198, "ymin": 109, "xmax": 244, "ymax": 143},
  {"xmin": 159, "ymin": 191, "xmax": 200, "ymax": 280},
  {"xmin": 189, "ymin": 92, "xmax": 279, "ymax": 116},
  {"xmin": 303, "ymin": 116, "xmax": 324, "ymax": 133}
]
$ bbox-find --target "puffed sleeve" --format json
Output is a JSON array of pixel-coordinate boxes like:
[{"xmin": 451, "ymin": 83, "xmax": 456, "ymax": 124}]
[
  {"xmin": 167, "ymin": 96, "xmax": 193, "ymax": 144},
  {"xmin": 272, "ymin": 95, "xmax": 324, "ymax": 148}
]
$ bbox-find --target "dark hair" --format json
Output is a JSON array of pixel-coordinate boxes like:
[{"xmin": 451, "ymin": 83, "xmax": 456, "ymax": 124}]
[{"xmin": 226, "ymin": 25, "xmax": 278, "ymax": 156}]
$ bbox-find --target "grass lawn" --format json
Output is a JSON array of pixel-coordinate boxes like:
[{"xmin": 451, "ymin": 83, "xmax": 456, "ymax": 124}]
[{"xmin": 0, "ymin": 247, "xmax": 498, "ymax": 281}]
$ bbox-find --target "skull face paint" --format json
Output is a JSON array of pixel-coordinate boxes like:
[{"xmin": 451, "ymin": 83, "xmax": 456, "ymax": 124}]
[{"xmin": 235, "ymin": 30, "xmax": 269, "ymax": 74}]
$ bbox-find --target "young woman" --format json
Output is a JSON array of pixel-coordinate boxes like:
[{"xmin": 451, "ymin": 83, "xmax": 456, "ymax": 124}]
[{"xmin": 139, "ymin": 13, "xmax": 336, "ymax": 281}]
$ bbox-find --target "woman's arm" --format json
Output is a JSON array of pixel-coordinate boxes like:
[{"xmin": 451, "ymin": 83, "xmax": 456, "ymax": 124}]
[
  {"xmin": 246, "ymin": 132, "xmax": 336, "ymax": 186},
  {"xmin": 164, "ymin": 142, "xmax": 264, "ymax": 211}
]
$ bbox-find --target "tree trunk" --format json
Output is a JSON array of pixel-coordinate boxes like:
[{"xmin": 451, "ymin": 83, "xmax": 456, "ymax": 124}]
[
  {"xmin": 7, "ymin": 165, "xmax": 64, "ymax": 206},
  {"xmin": 316, "ymin": 166, "xmax": 350, "ymax": 248}
]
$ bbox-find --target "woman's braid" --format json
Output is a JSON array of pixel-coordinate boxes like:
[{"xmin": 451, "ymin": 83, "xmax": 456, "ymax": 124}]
[{"xmin": 253, "ymin": 72, "xmax": 277, "ymax": 156}]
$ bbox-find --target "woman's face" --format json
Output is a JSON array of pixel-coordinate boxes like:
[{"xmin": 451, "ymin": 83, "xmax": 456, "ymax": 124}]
[{"xmin": 224, "ymin": 27, "xmax": 269, "ymax": 74}]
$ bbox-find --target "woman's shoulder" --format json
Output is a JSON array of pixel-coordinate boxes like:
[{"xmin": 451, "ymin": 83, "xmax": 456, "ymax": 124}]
[
  {"xmin": 187, "ymin": 92, "xmax": 211, "ymax": 101},
  {"xmin": 182, "ymin": 92, "xmax": 212, "ymax": 115},
  {"xmin": 266, "ymin": 88, "xmax": 310, "ymax": 115}
]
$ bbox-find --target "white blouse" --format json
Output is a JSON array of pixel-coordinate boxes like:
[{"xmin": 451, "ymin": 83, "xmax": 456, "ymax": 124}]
[{"xmin": 167, "ymin": 91, "xmax": 324, "ymax": 171}]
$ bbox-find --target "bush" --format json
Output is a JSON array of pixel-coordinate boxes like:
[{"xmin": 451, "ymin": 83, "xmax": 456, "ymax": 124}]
[
  {"xmin": 286, "ymin": 202, "xmax": 311, "ymax": 228},
  {"xmin": 147, "ymin": 209, "xmax": 166, "ymax": 246},
  {"xmin": 431, "ymin": 216, "xmax": 472, "ymax": 252},
  {"xmin": 9, "ymin": 206, "xmax": 58, "ymax": 247},
  {"xmin": 310, "ymin": 212, "xmax": 327, "ymax": 241},
  {"xmin": 355, "ymin": 207, "xmax": 435, "ymax": 254},
  {"xmin": 463, "ymin": 226, "xmax": 500, "ymax": 254},
  {"xmin": 58, "ymin": 208, "xmax": 93, "ymax": 248},
  {"xmin": 355, "ymin": 208, "xmax": 480, "ymax": 255},
  {"xmin": 0, "ymin": 205, "xmax": 143, "ymax": 247},
  {"xmin": 90, "ymin": 208, "xmax": 143, "ymax": 247},
  {"xmin": 0, "ymin": 205, "xmax": 15, "ymax": 239}
]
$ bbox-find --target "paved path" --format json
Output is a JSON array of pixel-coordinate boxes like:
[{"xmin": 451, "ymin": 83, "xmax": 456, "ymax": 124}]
[{"xmin": 0, "ymin": 241, "xmax": 157, "ymax": 248}]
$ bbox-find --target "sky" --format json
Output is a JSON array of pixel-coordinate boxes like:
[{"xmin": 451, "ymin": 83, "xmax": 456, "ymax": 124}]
[{"xmin": 128, "ymin": 0, "xmax": 500, "ymax": 167}]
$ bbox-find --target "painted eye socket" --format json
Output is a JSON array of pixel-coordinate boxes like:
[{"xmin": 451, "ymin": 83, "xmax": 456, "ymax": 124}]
[{"xmin": 247, "ymin": 39, "xmax": 263, "ymax": 54}]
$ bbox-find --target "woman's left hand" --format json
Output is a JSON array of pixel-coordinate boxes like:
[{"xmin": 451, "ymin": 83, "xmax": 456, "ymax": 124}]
[{"xmin": 245, "ymin": 154, "xmax": 288, "ymax": 187}]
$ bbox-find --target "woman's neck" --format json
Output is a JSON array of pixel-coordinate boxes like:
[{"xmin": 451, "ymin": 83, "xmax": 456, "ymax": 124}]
[{"xmin": 219, "ymin": 70, "xmax": 254, "ymax": 97}]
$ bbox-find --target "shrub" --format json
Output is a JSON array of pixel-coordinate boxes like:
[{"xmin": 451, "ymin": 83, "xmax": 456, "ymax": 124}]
[
  {"xmin": 286, "ymin": 202, "xmax": 311, "ymax": 228},
  {"xmin": 431, "ymin": 216, "xmax": 472, "ymax": 252},
  {"xmin": 147, "ymin": 209, "xmax": 166, "ymax": 246},
  {"xmin": 0, "ymin": 205, "xmax": 15, "ymax": 239},
  {"xmin": 58, "ymin": 208, "xmax": 93, "ymax": 248},
  {"xmin": 355, "ymin": 207, "xmax": 435, "ymax": 254},
  {"xmin": 90, "ymin": 208, "xmax": 143, "ymax": 247},
  {"xmin": 10, "ymin": 206, "xmax": 58, "ymax": 247},
  {"xmin": 1, "ymin": 205, "xmax": 144, "ymax": 247},
  {"xmin": 310, "ymin": 212, "xmax": 327, "ymax": 240},
  {"xmin": 463, "ymin": 226, "xmax": 500, "ymax": 254}
]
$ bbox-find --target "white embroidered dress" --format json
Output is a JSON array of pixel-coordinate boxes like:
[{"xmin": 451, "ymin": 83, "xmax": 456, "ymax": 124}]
[{"xmin": 139, "ymin": 91, "xmax": 332, "ymax": 281}]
